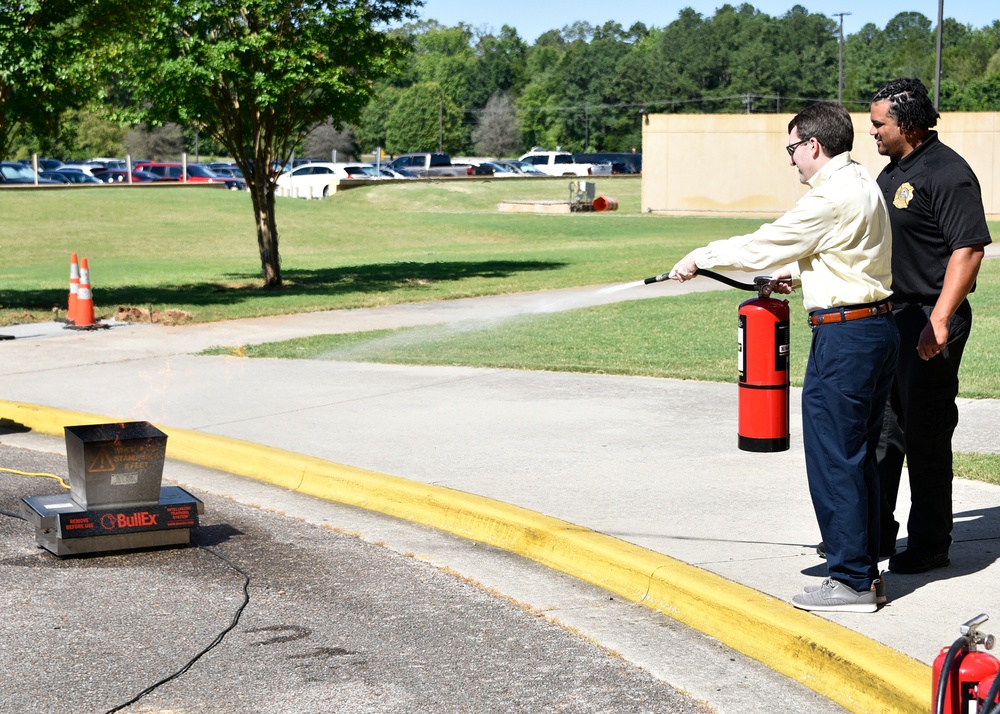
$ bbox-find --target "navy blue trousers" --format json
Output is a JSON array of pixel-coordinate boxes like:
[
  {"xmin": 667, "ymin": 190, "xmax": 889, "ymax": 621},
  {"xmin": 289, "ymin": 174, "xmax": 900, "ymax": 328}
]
[{"xmin": 802, "ymin": 312, "xmax": 898, "ymax": 592}]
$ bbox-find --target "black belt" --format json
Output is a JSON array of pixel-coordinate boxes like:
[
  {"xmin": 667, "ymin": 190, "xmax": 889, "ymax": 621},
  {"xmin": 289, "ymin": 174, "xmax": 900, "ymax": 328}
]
[{"xmin": 808, "ymin": 301, "xmax": 893, "ymax": 327}]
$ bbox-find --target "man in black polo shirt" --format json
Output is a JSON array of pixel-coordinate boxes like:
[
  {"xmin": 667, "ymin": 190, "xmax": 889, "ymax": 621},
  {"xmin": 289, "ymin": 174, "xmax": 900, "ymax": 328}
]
[{"xmin": 869, "ymin": 78, "xmax": 992, "ymax": 574}]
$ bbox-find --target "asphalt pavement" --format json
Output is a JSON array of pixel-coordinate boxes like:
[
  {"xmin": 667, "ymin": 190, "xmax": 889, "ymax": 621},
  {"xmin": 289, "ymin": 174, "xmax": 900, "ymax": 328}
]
[
  {"xmin": 0, "ymin": 436, "xmax": 842, "ymax": 714},
  {"xmin": 1, "ymin": 265, "xmax": 999, "ymax": 713}
]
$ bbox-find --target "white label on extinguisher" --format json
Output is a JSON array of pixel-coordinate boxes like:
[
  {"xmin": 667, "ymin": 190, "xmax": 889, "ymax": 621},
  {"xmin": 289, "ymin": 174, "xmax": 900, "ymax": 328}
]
[{"xmin": 737, "ymin": 315, "xmax": 746, "ymax": 379}]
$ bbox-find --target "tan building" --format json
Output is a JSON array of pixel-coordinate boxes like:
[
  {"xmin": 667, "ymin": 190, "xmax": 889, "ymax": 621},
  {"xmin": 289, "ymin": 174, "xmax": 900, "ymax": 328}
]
[{"xmin": 641, "ymin": 112, "xmax": 1000, "ymax": 221}]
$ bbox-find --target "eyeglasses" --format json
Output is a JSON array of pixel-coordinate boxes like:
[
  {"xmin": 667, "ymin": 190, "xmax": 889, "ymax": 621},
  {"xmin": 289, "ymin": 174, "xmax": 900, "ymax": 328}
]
[{"xmin": 786, "ymin": 137, "xmax": 811, "ymax": 156}]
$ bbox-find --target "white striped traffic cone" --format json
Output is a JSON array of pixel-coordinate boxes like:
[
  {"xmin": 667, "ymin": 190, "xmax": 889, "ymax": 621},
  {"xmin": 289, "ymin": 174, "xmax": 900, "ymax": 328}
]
[{"xmin": 67, "ymin": 253, "xmax": 80, "ymax": 323}]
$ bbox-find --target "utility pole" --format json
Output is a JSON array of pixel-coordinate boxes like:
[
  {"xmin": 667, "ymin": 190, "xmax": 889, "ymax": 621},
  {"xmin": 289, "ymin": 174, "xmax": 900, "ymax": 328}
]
[
  {"xmin": 934, "ymin": 0, "xmax": 944, "ymax": 109},
  {"xmin": 833, "ymin": 12, "xmax": 851, "ymax": 105}
]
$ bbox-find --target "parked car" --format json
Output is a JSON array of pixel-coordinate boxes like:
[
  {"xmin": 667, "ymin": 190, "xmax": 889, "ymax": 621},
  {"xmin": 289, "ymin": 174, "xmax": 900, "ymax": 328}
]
[
  {"xmin": 58, "ymin": 163, "xmax": 106, "ymax": 176},
  {"xmin": 0, "ymin": 162, "xmax": 61, "ymax": 184},
  {"xmin": 275, "ymin": 162, "xmax": 374, "ymax": 198},
  {"xmin": 134, "ymin": 162, "xmax": 244, "ymax": 190},
  {"xmin": 19, "ymin": 158, "xmax": 64, "ymax": 172},
  {"xmin": 496, "ymin": 160, "xmax": 547, "ymax": 176},
  {"xmin": 386, "ymin": 152, "xmax": 480, "ymax": 178},
  {"xmin": 518, "ymin": 151, "xmax": 613, "ymax": 177},
  {"xmin": 270, "ymin": 158, "xmax": 314, "ymax": 176},
  {"xmin": 342, "ymin": 164, "xmax": 379, "ymax": 178},
  {"xmin": 378, "ymin": 167, "xmax": 416, "ymax": 179},
  {"xmin": 573, "ymin": 152, "xmax": 642, "ymax": 175},
  {"xmin": 91, "ymin": 168, "xmax": 162, "ymax": 183},
  {"xmin": 450, "ymin": 158, "xmax": 496, "ymax": 177},
  {"xmin": 88, "ymin": 158, "xmax": 128, "ymax": 169},
  {"xmin": 208, "ymin": 164, "xmax": 245, "ymax": 180},
  {"xmin": 40, "ymin": 170, "xmax": 103, "ymax": 185},
  {"xmin": 207, "ymin": 164, "xmax": 250, "ymax": 189},
  {"xmin": 477, "ymin": 161, "xmax": 521, "ymax": 178}
]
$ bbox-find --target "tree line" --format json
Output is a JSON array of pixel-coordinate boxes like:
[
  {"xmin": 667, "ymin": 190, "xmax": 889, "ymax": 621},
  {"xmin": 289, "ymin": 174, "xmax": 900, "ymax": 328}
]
[
  {"xmin": 4, "ymin": 3, "xmax": 999, "ymax": 164},
  {"xmin": 360, "ymin": 6, "xmax": 1000, "ymax": 157},
  {"xmin": 5, "ymin": 3, "xmax": 1000, "ymax": 165}
]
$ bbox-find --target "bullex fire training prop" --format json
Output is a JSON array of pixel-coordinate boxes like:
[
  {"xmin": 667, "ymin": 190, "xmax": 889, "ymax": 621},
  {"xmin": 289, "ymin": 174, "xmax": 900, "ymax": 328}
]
[
  {"xmin": 645, "ymin": 269, "xmax": 790, "ymax": 453},
  {"xmin": 20, "ymin": 421, "xmax": 203, "ymax": 557}
]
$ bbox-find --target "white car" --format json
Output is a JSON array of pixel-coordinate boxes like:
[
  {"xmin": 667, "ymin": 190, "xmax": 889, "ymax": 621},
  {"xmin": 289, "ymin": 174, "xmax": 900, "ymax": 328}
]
[
  {"xmin": 518, "ymin": 151, "xmax": 613, "ymax": 177},
  {"xmin": 275, "ymin": 162, "xmax": 377, "ymax": 198},
  {"xmin": 58, "ymin": 163, "xmax": 106, "ymax": 176}
]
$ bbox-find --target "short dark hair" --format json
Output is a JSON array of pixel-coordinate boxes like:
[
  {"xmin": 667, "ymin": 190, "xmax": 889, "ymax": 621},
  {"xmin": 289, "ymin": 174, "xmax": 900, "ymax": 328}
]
[
  {"xmin": 788, "ymin": 103, "xmax": 854, "ymax": 157},
  {"xmin": 871, "ymin": 78, "xmax": 939, "ymax": 131}
]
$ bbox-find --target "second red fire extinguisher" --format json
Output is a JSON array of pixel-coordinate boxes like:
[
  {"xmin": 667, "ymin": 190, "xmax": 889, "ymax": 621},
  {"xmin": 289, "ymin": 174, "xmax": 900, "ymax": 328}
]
[{"xmin": 933, "ymin": 614, "xmax": 1000, "ymax": 714}]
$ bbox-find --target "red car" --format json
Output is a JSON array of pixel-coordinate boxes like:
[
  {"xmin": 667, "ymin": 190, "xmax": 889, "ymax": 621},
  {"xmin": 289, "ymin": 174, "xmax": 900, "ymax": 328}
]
[{"xmin": 134, "ymin": 162, "xmax": 246, "ymax": 190}]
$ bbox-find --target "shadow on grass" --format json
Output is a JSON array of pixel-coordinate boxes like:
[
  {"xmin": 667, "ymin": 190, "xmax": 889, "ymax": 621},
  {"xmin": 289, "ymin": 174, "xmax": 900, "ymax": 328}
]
[{"xmin": 0, "ymin": 259, "xmax": 568, "ymax": 311}]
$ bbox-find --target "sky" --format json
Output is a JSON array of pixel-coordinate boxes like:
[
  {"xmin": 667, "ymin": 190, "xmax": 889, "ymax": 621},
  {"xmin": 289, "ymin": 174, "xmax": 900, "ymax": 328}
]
[{"xmin": 414, "ymin": 0, "xmax": 998, "ymax": 42}]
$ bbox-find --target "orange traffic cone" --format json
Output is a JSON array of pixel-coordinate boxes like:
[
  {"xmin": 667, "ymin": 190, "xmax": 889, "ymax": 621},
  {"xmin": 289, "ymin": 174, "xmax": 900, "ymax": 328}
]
[
  {"xmin": 67, "ymin": 253, "xmax": 80, "ymax": 324},
  {"xmin": 74, "ymin": 257, "xmax": 96, "ymax": 328}
]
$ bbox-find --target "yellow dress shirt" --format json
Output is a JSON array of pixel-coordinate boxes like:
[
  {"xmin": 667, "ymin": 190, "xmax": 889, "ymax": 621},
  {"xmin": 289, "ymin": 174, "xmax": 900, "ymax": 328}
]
[{"xmin": 691, "ymin": 152, "xmax": 893, "ymax": 313}]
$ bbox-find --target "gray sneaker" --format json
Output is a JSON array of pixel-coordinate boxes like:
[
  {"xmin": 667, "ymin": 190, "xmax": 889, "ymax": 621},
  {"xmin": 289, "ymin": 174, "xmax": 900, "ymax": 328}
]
[
  {"xmin": 792, "ymin": 578, "xmax": 877, "ymax": 613},
  {"xmin": 804, "ymin": 573, "xmax": 886, "ymax": 605}
]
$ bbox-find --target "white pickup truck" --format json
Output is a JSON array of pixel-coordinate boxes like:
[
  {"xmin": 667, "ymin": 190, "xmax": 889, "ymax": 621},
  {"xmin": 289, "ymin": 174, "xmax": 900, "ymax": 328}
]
[{"xmin": 518, "ymin": 151, "xmax": 613, "ymax": 177}]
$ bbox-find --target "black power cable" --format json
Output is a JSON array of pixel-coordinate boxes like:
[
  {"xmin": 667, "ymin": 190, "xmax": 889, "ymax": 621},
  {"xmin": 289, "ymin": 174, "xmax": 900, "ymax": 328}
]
[
  {"xmin": 103, "ymin": 545, "xmax": 251, "ymax": 713},
  {"xmin": 0, "ymin": 501, "xmax": 253, "ymax": 713},
  {"xmin": 1, "ymin": 466, "xmax": 251, "ymax": 713}
]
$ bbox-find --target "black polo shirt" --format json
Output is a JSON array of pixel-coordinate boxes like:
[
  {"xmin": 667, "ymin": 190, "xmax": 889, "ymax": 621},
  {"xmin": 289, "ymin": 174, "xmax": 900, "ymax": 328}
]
[{"xmin": 876, "ymin": 131, "xmax": 992, "ymax": 303}]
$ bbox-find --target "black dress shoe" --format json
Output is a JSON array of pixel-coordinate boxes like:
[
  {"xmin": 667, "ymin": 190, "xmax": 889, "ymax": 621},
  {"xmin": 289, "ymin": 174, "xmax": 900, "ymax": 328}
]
[
  {"xmin": 815, "ymin": 541, "xmax": 897, "ymax": 559},
  {"xmin": 888, "ymin": 549, "xmax": 950, "ymax": 574}
]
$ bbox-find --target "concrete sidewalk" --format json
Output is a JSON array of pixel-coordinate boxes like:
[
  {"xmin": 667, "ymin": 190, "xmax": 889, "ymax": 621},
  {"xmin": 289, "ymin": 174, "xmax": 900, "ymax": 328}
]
[{"xmin": 2, "ymin": 278, "xmax": 999, "ymax": 711}]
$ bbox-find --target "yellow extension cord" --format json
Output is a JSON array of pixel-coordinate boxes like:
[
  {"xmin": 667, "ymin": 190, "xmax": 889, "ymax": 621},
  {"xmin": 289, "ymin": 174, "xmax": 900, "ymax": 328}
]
[{"xmin": 0, "ymin": 466, "xmax": 70, "ymax": 490}]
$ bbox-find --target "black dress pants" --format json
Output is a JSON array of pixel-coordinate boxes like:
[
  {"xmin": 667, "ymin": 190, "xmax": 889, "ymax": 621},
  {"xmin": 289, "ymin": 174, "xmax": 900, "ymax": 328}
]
[{"xmin": 878, "ymin": 300, "xmax": 972, "ymax": 555}]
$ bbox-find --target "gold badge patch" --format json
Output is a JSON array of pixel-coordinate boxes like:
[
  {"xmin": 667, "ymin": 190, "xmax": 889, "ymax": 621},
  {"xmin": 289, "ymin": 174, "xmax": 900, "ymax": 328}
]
[{"xmin": 893, "ymin": 182, "xmax": 915, "ymax": 209}]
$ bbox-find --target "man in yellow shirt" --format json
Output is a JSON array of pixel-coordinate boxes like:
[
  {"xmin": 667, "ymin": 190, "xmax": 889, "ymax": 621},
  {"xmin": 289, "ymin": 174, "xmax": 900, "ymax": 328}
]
[{"xmin": 670, "ymin": 102, "xmax": 897, "ymax": 612}]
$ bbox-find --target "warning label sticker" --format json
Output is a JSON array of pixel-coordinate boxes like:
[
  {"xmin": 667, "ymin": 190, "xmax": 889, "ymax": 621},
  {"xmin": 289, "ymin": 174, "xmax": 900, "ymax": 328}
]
[{"xmin": 88, "ymin": 448, "xmax": 116, "ymax": 473}]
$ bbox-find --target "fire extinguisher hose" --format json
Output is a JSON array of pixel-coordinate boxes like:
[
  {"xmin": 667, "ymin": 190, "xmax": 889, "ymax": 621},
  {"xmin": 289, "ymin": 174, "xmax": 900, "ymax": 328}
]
[
  {"xmin": 984, "ymin": 674, "xmax": 1000, "ymax": 714},
  {"xmin": 644, "ymin": 268, "xmax": 761, "ymax": 292},
  {"xmin": 935, "ymin": 637, "xmax": 971, "ymax": 714}
]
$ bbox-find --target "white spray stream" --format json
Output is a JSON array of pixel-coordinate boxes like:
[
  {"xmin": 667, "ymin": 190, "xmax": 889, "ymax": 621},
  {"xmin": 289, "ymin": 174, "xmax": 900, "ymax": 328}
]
[{"xmin": 316, "ymin": 280, "xmax": 652, "ymax": 361}]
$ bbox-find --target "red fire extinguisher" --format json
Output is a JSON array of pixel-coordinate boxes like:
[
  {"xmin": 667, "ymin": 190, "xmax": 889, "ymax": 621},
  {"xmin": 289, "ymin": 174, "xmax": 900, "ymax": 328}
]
[
  {"xmin": 737, "ymin": 284, "xmax": 790, "ymax": 452},
  {"xmin": 933, "ymin": 613, "xmax": 1000, "ymax": 714},
  {"xmin": 644, "ymin": 270, "xmax": 790, "ymax": 452}
]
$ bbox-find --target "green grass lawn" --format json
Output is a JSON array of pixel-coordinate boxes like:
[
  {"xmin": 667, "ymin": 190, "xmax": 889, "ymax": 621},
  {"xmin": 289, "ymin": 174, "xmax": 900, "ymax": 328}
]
[{"xmin": 3, "ymin": 178, "xmax": 740, "ymax": 323}]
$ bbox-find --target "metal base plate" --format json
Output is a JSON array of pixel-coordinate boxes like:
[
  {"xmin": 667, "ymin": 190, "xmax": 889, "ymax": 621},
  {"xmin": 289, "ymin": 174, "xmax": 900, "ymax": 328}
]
[{"xmin": 21, "ymin": 486, "xmax": 204, "ymax": 557}]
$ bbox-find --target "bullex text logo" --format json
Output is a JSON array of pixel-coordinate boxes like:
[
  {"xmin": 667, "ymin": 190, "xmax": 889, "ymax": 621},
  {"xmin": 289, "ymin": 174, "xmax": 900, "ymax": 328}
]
[{"xmin": 99, "ymin": 511, "xmax": 159, "ymax": 530}]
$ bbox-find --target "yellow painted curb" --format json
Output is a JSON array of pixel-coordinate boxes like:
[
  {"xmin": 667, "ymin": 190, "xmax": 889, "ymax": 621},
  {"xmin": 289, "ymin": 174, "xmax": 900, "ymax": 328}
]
[{"xmin": 0, "ymin": 400, "xmax": 930, "ymax": 713}]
